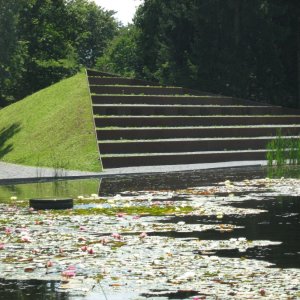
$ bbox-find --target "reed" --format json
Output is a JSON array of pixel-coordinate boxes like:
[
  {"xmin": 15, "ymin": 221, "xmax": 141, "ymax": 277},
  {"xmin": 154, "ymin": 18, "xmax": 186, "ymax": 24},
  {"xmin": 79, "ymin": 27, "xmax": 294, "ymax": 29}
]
[{"xmin": 266, "ymin": 129, "xmax": 300, "ymax": 166}]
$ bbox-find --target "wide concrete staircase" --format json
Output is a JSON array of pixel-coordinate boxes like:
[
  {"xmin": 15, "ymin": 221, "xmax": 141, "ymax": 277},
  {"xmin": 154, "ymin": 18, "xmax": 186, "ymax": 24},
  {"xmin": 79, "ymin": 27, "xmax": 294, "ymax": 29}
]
[{"xmin": 87, "ymin": 69, "xmax": 300, "ymax": 169}]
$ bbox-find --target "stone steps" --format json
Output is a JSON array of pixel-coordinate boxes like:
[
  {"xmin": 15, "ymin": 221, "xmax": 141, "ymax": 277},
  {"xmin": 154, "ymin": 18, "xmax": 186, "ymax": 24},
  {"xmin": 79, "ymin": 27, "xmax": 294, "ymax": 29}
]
[
  {"xmin": 91, "ymin": 94, "xmax": 270, "ymax": 106},
  {"xmin": 86, "ymin": 69, "xmax": 300, "ymax": 169},
  {"xmin": 98, "ymin": 136, "xmax": 298, "ymax": 154},
  {"xmin": 90, "ymin": 85, "xmax": 186, "ymax": 95},
  {"xmin": 94, "ymin": 116, "xmax": 300, "ymax": 127},
  {"xmin": 96, "ymin": 126, "xmax": 300, "ymax": 140},
  {"xmin": 88, "ymin": 76, "xmax": 160, "ymax": 86},
  {"xmin": 100, "ymin": 149, "xmax": 268, "ymax": 168},
  {"xmin": 92, "ymin": 104, "xmax": 296, "ymax": 116}
]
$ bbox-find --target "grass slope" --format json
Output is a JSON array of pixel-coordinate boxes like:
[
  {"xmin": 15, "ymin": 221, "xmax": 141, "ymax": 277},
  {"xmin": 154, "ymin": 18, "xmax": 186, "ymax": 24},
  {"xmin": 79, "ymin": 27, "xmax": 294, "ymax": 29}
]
[{"xmin": 0, "ymin": 72, "xmax": 101, "ymax": 172}]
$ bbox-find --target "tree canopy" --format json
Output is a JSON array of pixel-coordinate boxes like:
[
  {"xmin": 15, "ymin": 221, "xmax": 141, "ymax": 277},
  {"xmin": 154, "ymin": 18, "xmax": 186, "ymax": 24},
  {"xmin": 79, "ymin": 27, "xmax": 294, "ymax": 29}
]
[
  {"xmin": 0, "ymin": 0, "xmax": 118, "ymax": 106},
  {"xmin": 1, "ymin": 0, "xmax": 300, "ymax": 108},
  {"xmin": 132, "ymin": 0, "xmax": 300, "ymax": 107}
]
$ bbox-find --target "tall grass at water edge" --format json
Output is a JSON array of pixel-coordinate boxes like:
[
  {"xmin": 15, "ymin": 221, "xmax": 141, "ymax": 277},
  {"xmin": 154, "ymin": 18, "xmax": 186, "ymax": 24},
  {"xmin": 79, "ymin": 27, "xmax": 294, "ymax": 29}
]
[{"xmin": 266, "ymin": 130, "xmax": 300, "ymax": 166}]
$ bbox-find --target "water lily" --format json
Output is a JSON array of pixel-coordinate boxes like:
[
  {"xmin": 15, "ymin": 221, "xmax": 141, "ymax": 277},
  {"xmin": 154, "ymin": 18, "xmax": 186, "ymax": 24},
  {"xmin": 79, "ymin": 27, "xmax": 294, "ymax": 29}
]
[
  {"xmin": 0, "ymin": 243, "xmax": 5, "ymax": 250},
  {"xmin": 238, "ymin": 237, "xmax": 247, "ymax": 242},
  {"xmin": 62, "ymin": 270, "xmax": 76, "ymax": 278},
  {"xmin": 81, "ymin": 245, "xmax": 88, "ymax": 252},
  {"xmin": 32, "ymin": 248, "xmax": 40, "ymax": 254},
  {"xmin": 216, "ymin": 212, "xmax": 224, "ymax": 219},
  {"xmin": 100, "ymin": 237, "xmax": 108, "ymax": 245},
  {"xmin": 87, "ymin": 248, "xmax": 94, "ymax": 254},
  {"xmin": 5, "ymin": 227, "xmax": 12, "ymax": 235},
  {"xmin": 139, "ymin": 232, "xmax": 147, "ymax": 239},
  {"xmin": 116, "ymin": 213, "xmax": 125, "ymax": 218},
  {"xmin": 112, "ymin": 233, "xmax": 121, "ymax": 240},
  {"xmin": 21, "ymin": 236, "xmax": 31, "ymax": 243},
  {"xmin": 46, "ymin": 261, "xmax": 53, "ymax": 268},
  {"xmin": 77, "ymin": 195, "xmax": 84, "ymax": 200},
  {"xmin": 10, "ymin": 196, "xmax": 17, "ymax": 201},
  {"xmin": 259, "ymin": 289, "xmax": 266, "ymax": 296}
]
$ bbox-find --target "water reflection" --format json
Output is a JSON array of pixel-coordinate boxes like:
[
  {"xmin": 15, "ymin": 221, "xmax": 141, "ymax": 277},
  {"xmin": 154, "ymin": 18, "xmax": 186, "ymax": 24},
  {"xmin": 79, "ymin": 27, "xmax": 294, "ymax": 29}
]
[
  {"xmin": 1, "ymin": 165, "xmax": 299, "ymax": 201},
  {"xmin": 0, "ymin": 279, "xmax": 68, "ymax": 300},
  {"xmin": 0, "ymin": 166, "xmax": 300, "ymax": 299},
  {"xmin": 157, "ymin": 196, "xmax": 300, "ymax": 268},
  {"xmin": 0, "ymin": 179, "xmax": 100, "ymax": 202}
]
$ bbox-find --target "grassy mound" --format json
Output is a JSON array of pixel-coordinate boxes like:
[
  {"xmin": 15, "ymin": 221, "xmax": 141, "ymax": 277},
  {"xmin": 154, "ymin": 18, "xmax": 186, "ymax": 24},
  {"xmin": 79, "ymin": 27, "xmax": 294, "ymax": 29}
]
[{"xmin": 0, "ymin": 72, "xmax": 101, "ymax": 172}]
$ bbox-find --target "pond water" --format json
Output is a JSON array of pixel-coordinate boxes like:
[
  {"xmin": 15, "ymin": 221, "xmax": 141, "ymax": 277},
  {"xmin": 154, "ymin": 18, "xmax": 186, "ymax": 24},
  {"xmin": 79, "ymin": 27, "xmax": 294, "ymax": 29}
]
[{"xmin": 0, "ymin": 166, "xmax": 299, "ymax": 299}]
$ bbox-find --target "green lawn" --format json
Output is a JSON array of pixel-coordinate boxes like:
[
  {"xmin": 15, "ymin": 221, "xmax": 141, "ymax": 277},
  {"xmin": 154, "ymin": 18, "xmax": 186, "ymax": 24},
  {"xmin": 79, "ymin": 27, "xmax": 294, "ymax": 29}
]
[{"xmin": 0, "ymin": 72, "xmax": 102, "ymax": 172}]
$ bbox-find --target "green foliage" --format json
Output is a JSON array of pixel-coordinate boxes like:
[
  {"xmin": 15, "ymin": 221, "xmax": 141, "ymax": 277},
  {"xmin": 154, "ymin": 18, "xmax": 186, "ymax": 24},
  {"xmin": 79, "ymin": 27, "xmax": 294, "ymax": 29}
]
[
  {"xmin": 0, "ymin": 0, "xmax": 118, "ymax": 106},
  {"xmin": 66, "ymin": 0, "xmax": 118, "ymax": 67},
  {"xmin": 51, "ymin": 205, "xmax": 194, "ymax": 216},
  {"xmin": 266, "ymin": 130, "xmax": 300, "ymax": 166},
  {"xmin": 0, "ymin": 0, "xmax": 28, "ymax": 105},
  {"xmin": 133, "ymin": 0, "xmax": 300, "ymax": 107},
  {"xmin": 0, "ymin": 72, "xmax": 101, "ymax": 172},
  {"xmin": 96, "ymin": 26, "xmax": 139, "ymax": 77}
]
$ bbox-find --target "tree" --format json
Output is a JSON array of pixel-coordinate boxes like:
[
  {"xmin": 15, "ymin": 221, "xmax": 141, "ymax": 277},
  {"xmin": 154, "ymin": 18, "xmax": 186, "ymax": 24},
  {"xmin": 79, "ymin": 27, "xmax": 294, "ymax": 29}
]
[
  {"xmin": 17, "ymin": 0, "xmax": 79, "ymax": 98},
  {"xmin": 0, "ymin": 0, "xmax": 118, "ymax": 106},
  {"xmin": 96, "ymin": 26, "xmax": 139, "ymax": 77},
  {"xmin": 0, "ymin": 0, "xmax": 27, "ymax": 105},
  {"xmin": 133, "ymin": 0, "xmax": 300, "ymax": 107},
  {"xmin": 66, "ymin": 0, "xmax": 118, "ymax": 67}
]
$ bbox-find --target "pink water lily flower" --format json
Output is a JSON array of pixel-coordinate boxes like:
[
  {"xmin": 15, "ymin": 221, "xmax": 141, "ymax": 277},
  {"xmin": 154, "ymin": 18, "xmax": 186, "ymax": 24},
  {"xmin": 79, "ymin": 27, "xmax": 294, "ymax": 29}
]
[
  {"xmin": 5, "ymin": 227, "xmax": 12, "ymax": 235},
  {"xmin": 139, "ymin": 232, "xmax": 148, "ymax": 239},
  {"xmin": 0, "ymin": 243, "xmax": 5, "ymax": 250},
  {"xmin": 112, "ymin": 233, "xmax": 121, "ymax": 240},
  {"xmin": 81, "ymin": 245, "xmax": 88, "ymax": 252},
  {"xmin": 46, "ymin": 261, "xmax": 53, "ymax": 268},
  {"xmin": 88, "ymin": 248, "xmax": 94, "ymax": 254},
  {"xmin": 21, "ymin": 236, "xmax": 31, "ymax": 243},
  {"xmin": 62, "ymin": 270, "xmax": 76, "ymax": 278}
]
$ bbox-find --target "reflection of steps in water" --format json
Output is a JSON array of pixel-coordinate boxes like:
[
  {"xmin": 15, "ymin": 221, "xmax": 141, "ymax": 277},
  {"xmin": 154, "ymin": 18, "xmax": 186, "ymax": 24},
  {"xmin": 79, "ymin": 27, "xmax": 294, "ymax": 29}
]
[{"xmin": 97, "ymin": 166, "xmax": 266, "ymax": 196}]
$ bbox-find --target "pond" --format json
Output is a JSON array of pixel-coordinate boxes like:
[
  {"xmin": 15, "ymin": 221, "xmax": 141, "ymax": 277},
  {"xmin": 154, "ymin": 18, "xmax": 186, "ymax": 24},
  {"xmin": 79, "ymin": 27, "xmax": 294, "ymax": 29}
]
[{"xmin": 0, "ymin": 166, "xmax": 299, "ymax": 299}]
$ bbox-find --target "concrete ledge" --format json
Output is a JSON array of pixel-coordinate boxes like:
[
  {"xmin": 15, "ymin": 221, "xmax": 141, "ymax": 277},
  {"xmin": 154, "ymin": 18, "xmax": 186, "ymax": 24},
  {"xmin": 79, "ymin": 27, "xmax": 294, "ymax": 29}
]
[
  {"xmin": 0, "ymin": 162, "xmax": 99, "ymax": 181},
  {"xmin": 0, "ymin": 160, "xmax": 268, "ymax": 185}
]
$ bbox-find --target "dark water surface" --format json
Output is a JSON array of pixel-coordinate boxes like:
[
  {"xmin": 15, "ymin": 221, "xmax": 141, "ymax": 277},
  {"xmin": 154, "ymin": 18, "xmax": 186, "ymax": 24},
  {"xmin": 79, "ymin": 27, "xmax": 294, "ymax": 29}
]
[{"xmin": 0, "ymin": 166, "xmax": 299, "ymax": 299}]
